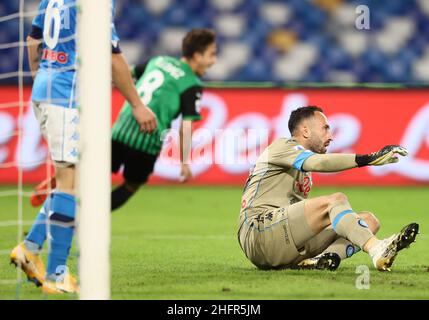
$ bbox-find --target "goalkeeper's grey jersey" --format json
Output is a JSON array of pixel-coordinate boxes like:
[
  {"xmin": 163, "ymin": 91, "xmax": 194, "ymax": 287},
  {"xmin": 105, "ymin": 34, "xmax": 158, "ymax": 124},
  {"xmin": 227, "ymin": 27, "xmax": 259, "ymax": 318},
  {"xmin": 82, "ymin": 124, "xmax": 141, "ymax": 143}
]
[{"xmin": 239, "ymin": 138, "xmax": 315, "ymax": 225}]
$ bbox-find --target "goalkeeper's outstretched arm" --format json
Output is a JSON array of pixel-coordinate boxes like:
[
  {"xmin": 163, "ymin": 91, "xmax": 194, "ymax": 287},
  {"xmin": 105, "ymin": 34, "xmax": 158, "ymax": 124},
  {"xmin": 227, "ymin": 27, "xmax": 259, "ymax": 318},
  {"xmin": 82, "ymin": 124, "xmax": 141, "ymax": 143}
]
[{"xmin": 302, "ymin": 145, "xmax": 408, "ymax": 173}]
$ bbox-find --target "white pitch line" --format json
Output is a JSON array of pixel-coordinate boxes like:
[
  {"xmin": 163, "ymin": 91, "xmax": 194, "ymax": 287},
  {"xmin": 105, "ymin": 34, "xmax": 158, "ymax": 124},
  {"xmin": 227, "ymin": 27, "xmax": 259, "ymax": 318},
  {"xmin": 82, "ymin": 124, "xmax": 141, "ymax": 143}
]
[
  {"xmin": 0, "ymin": 190, "xmax": 41, "ymax": 197},
  {"xmin": 0, "ymin": 190, "xmax": 19, "ymax": 197},
  {"xmin": 0, "ymin": 220, "xmax": 33, "ymax": 227},
  {"xmin": 0, "ymin": 280, "xmax": 19, "ymax": 285}
]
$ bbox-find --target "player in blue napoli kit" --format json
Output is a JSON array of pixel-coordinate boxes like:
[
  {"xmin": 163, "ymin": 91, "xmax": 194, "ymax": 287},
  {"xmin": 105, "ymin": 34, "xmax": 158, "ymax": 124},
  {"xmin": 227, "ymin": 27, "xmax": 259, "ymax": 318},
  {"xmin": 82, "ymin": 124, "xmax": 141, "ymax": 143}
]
[{"xmin": 10, "ymin": 0, "xmax": 157, "ymax": 294}]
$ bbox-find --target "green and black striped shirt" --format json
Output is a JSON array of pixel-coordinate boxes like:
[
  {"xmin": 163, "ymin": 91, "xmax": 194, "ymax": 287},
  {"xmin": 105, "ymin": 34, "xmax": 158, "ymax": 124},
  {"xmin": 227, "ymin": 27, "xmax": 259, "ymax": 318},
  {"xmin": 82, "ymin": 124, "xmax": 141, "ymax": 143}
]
[{"xmin": 112, "ymin": 55, "xmax": 202, "ymax": 155}]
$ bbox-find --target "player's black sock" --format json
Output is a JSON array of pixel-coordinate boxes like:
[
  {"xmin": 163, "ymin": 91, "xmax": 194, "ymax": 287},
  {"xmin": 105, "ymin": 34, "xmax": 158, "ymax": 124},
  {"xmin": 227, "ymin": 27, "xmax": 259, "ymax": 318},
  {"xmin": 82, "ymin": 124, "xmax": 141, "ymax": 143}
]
[{"xmin": 111, "ymin": 185, "xmax": 134, "ymax": 211}]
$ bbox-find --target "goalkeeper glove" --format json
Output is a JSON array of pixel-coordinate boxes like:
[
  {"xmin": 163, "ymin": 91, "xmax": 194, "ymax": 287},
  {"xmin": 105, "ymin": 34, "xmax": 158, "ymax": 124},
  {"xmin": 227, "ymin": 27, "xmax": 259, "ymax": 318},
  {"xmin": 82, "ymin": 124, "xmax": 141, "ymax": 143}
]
[{"xmin": 355, "ymin": 145, "xmax": 408, "ymax": 167}]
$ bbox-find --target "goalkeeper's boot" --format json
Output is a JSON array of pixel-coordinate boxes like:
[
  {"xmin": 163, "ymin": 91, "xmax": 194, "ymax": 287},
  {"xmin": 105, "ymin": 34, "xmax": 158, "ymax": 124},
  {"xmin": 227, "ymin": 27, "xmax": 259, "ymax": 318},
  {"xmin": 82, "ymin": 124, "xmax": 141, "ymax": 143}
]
[
  {"xmin": 10, "ymin": 242, "xmax": 45, "ymax": 287},
  {"xmin": 292, "ymin": 252, "xmax": 341, "ymax": 271},
  {"xmin": 30, "ymin": 176, "xmax": 56, "ymax": 207},
  {"xmin": 42, "ymin": 273, "xmax": 79, "ymax": 294},
  {"xmin": 370, "ymin": 222, "xmax": 419, "ymax": 271}
]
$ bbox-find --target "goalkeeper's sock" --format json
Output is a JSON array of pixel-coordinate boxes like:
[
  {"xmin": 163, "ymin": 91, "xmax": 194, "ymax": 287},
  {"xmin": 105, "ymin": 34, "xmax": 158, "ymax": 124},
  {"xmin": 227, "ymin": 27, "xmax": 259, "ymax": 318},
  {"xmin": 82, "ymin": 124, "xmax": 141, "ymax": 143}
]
[
  {"xmin": 25, "ymin": 196, "xmax": 52, "ymax": 254},
  {"xmin": 322, "ymin": 237, "xmax": 361, "ymax": 260},
  {"xmin": 329, "ymin": 200, "xmax": 374, "ymax": 249},
  {"xmin": 111, "ymin": 184, "xmax": 135, "ymax": 211},
  {"xmin": 46, "ymin": 192, "xmax": 75, "ymax": 279}
]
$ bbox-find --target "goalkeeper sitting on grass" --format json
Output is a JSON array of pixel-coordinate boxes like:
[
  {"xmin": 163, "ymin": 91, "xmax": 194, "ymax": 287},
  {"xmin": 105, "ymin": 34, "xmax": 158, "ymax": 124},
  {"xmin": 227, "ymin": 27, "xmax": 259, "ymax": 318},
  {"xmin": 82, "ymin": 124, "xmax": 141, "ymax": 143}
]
[
  {"xmin": 238, "ymin": 106, "xmax": 419, "ymax": 271},
  {"xmin": 30, "ymin": 29, "xmax": 217, "ymax": 211}
]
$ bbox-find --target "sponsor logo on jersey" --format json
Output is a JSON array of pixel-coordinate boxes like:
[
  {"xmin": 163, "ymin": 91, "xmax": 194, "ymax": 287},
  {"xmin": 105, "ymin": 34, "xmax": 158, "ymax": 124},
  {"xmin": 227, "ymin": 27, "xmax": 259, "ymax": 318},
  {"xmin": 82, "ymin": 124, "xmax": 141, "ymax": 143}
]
[
  {"xmin": 295, "ymin": 175, "xmax": 312, "ymax": 197},
  {"xmin": 241, "ymin": 198, "xmax": 247, "ymax": 209},
  {"xmin": 42, "ymin": 49, "xmax": 69, "ymax": 64}
]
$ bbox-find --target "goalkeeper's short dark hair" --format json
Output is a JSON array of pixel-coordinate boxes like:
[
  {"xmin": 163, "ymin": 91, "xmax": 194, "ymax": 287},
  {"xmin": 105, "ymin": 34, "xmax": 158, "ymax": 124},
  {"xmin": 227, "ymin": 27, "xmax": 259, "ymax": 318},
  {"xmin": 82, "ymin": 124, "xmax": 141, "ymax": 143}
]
[
  {"xmin": 182, "ymin": 29, "xmax": 216, "ymax": 59},
  {"xmin": 288, "ymin": 106, "xmax": 324, "ymax": 135}
]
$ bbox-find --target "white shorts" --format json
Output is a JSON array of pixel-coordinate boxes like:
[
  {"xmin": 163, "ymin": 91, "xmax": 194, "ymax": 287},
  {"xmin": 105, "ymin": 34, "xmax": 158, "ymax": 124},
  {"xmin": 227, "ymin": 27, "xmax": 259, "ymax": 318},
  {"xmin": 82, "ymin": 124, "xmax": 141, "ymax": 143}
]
[{"xmin": 32, "ymin": 102, "xmax": 79, "ymax": 165}]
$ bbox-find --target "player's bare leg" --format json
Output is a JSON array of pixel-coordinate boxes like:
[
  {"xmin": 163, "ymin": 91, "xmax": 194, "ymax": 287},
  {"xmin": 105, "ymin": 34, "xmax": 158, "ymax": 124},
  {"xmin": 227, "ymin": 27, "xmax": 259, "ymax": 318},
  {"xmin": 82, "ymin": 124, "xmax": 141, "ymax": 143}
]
[
  {"xmin": 54, "ymin": 165, "xmax": 75, "ymax": 195},
  {"xmin": 292, "ymin": 192, "xmax": 419, "ymax": 271}
]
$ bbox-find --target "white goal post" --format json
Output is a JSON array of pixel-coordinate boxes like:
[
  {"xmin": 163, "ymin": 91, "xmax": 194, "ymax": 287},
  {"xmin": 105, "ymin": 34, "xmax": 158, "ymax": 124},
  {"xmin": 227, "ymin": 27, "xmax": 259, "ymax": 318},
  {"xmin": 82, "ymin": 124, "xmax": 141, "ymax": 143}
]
[{"xmin": 77, "ymin": 0, "xmax": 111, "ymax": 300}]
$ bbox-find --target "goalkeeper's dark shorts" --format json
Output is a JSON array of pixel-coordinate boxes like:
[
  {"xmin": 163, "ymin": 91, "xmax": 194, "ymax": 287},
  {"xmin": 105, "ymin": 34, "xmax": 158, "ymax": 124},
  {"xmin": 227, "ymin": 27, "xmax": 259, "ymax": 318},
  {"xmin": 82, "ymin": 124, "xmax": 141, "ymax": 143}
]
[{"xmin": 111, "ymin": 140, "xmax": 158, "ymax": 185}]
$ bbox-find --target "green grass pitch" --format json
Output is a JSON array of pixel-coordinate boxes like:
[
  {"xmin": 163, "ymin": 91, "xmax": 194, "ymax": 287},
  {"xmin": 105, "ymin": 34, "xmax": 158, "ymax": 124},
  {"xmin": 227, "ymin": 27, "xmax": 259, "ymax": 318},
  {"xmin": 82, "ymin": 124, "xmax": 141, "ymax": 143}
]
[{"xmin": 0, "ymin": 185, "xmax": 428, "ymax": 300}]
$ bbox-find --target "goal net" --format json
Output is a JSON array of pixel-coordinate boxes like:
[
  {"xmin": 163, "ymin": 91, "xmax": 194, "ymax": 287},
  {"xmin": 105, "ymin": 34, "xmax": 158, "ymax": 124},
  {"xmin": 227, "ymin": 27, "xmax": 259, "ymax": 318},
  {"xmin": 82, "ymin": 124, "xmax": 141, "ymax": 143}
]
[{"xmin": 0, "ymin": 0, "xmax": 111, "ymax": 299}]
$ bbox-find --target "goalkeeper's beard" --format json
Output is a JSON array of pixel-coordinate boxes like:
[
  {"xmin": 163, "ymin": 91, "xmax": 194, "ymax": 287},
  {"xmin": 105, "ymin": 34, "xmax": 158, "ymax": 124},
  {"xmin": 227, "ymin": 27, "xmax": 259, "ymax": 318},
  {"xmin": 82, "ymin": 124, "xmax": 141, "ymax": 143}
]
[{"xmin": 307, "ymin": 134, "xmax": 329, "ymax": 154}]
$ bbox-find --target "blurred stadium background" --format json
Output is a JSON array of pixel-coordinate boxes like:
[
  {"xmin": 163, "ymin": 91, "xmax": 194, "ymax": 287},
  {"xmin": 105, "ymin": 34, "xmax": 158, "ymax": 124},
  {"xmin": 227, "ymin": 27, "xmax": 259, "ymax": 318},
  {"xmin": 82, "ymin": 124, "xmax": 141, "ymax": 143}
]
[
  {"xmin": 1, "ymin": 0, "xmax": 429, "ymax": 83},
  {"xmin": 0, "ymin": 0, "xmax": 428, "ymax": 300}
]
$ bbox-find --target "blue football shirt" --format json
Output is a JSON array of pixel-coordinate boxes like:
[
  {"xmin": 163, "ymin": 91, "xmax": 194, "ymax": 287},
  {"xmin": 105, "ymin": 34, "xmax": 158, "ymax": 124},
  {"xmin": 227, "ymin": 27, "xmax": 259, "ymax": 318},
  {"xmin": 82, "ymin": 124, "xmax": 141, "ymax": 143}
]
[{"xmin": 31, "ymin": 0, "xmax": 120, "ymax": 108}]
